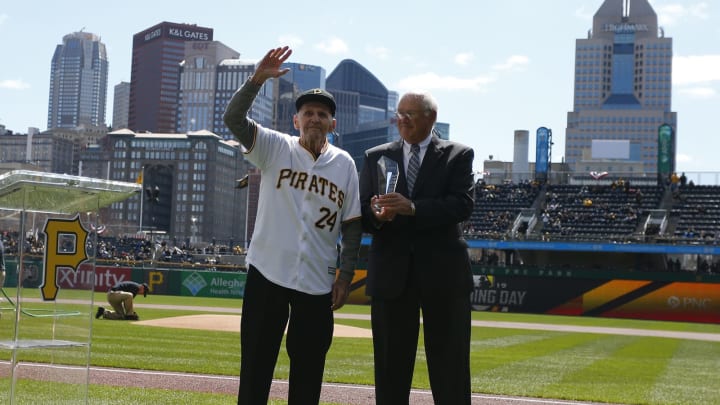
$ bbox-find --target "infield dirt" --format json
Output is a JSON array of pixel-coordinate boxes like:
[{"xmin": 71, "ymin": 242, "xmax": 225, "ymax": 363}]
[{"xmin": 135, "ymin": 313, "xmax": 374, "ymax": 337}]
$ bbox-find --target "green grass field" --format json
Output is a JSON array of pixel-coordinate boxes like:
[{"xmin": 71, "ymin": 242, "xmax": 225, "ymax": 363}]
[{"xmin": 2, "ymin": 289, "xmax": 720, "ymax": 404}]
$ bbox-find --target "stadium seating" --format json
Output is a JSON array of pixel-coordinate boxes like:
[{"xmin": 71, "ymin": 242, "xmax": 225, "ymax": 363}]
[
  {"xmin": 670, "ymin": 185, "xmax": 720, "ymax": 241},
  {"xmin": 468, "ymin": 179, "xmax": 665, "ymax": 241},
  {"xmin": 468, "ymin": 180, "xmax": 541, "ymax": 238}
]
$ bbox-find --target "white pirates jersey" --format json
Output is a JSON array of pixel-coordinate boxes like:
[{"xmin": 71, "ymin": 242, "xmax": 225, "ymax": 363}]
[{"xmin": 245, "ymin": 126, "xmax": 361, "ymax": 295}]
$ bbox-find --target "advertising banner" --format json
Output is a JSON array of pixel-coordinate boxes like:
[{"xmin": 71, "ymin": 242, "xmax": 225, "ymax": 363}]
[
  {"xmin": 58, "ymin": 264, "xmax": 132, "ymax": 292},
  {"xmin": 472, "ymin": 275, "xmax": 720, "ymax": 323},
  {"xmin": 657, "ymin": 123, "xmax": 673, "ymax": 179},
  {"xmin": 180, "ymin": 270, "xmax": 246, "ymax": 298},
  {"xmin": 535, "ymin": 127, "xmax": 550, "ymax": 178}
]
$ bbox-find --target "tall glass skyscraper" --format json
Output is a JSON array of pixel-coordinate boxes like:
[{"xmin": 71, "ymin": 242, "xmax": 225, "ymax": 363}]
[
  {"xmin": 327, "ymin": 59, "xmax": 389, "ymax": 135},
  {"xmin": 128, "ymin": 22, "xmax": 213, "ymax": 133},
  {"xmin": 47, "ymin": 31, "xmax": 108, "ymax": 130},
  {"xmin": 564, "ymin": 0, "xmax": 676, "ymax": 174},
  {"xmin": 326, "ymin": 59, "xmax": 391, "ymax": 168},
  {"xmin": 176, "ymin": 41, "xmax": 240, "ymax": 134},
  {"xmin": 214, "ymin": 59, "xmax": 275, "ymax": 139},
  {"xmin": 280, "ymin": 62, "xmax": 325, "ymax": 93}
]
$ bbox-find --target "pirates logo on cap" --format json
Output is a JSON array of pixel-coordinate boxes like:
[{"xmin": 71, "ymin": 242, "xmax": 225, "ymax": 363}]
[{"xmin": 295, "ymin": 88, "xmax": 336, "ymax": 116}]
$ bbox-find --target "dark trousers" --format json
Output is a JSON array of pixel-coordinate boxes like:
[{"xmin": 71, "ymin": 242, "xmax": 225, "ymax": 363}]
[
  {"xmin": 237, "ymin": 266, "xmax": 333, "ymax": 405},
  {"xmin": 371, "ymin": 275, "xmax": 472, "ymax": 405}
]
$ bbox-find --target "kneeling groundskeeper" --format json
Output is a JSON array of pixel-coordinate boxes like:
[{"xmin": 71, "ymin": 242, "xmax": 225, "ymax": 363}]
[{"xmin": 96, "ymin": 281, "xmax": 148, "ymax": 320}]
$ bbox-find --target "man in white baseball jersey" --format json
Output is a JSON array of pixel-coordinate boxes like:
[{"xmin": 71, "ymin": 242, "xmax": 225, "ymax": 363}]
[{"xmin": 223, "ymin": 46, "xmax": 362, "ymax": 405}]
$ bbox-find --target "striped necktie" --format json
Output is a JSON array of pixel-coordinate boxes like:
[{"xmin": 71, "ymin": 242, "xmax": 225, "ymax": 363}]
[{"xmin": 407, "ymin": 143, "xmax": 420, "ymax": 194}]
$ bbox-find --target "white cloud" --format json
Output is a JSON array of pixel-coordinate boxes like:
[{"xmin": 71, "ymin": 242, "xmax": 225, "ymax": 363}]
[
  {"xmin": 575, "ymin": 5, "xmax": 593, "ymax": 20},
  {"xmin": 314, "ymin": 37, "xmax": 349, "ymax": 55},
  {"xmin": 659, "ymin": 4, "xmax": 686, "ymax": 26},
  {"xmin": 365, "ymin": 45, "xmax": 390, "ymax": 60},
  {"xmin": 676, "ymin": 153, "xmax": 692, "ymax": 163},
  {"xmin": 673, "ymin": 55, "xmax": 720, "ymax": 85},
  {"xmin": 678, "ymin": 87, "xmax": 716, "ymax": 98},
  {"xmin": 492, "ymin": 55, "xmax": 529, "ymax": 71},
  {"xmin": 277, "ymin": 35, "xmax": 304, "ymax": 48},
  {"xmin": 0, "ymin": 79, "xmax": 30, "ymax": 90},
  {"xmin": 395, "ymin": 72, "xmax": 495, "ymax": 92},
  {"xmin": 689, "ymin": 2, "xmax": 711, "ymax": 18},
  {"xmin": 454, "ymin": 52, "xmax": 474, "ymax": 66},
  {"xmin": 657, "ymin": 2, "xmax": 709, "ymax": 26}
]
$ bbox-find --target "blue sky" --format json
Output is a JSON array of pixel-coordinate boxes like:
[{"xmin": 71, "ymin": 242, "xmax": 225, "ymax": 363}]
[{"xmin": 1, "ymin": 1, "xmax": 718, "ymax": 175}]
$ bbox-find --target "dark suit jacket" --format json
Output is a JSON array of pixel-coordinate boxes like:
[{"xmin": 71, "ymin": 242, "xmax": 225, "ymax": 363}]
[{"xmin": 359, "ymin": 135, "xmax": 475, "ymax": 299}]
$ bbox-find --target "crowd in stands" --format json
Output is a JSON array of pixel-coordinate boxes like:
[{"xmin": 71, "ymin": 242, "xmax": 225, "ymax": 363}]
[
  {"xmin": 669, "ymin": 181, "xmax": 720, "ymax": 241},
  {"xmin": 0, "ymin": 231, "xmax": 45, "ymax": 255},
  {"xmin": 539, "ymin": 180, "xmax": 660, "ymax": 239},
  {"xmin": 464, "ymin": 175, "xmax": 720, "ymax": 244},
  {"xmin": 696, "ymin": 257, "xmax": 720, "ymax": 274},
  {"xmin": 0, "ymin": 231, "xmax": 246, "ymax": 271},
  {"xmin": 665, "ymin": 257, "xmax": 720, "ymax": 275},
  {"xmin": 94, "ymin": 237, "xmax": 247, "ymax": 269},
  {"xmin": 94, "ymin": 236, "xmax": 156, "ymax": 262},
  {"xmin": 465, "ymin": 179, "xmax": 541, "ymax": 238}
]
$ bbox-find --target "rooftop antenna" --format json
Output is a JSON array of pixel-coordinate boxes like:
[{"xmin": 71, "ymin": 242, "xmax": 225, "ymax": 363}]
[{"xmin": 79, "ymin": 26, "xmax": 85, "ymax": 32}]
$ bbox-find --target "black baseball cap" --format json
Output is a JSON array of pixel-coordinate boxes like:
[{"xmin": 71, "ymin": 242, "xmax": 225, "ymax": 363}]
[{"xmin": 295, "ymin": 88, "xmax": 336, "ymax": 116}]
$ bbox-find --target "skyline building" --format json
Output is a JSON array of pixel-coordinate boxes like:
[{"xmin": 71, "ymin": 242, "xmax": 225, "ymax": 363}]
[
  {"xmin": 112, "ymin": 81, "xmax": 130, "ymax": 130},
  {"xmin": 176, "ymin": 41, "xmax": 240, "ymax": 134},
  {"xmin": 214, "ymin": 59, "xmax": 275, "ymax": 140},
  {"xmin": 128, "ymin": 22, "xmax": 213, "ymax": 134},
  {"xmin": 564, "ymin": 0, "xmax": 677, "ymax": 175},
  {"xmin": 327, "ymin": 59, "xmax": 389, "ymax": 136},
  {"xmin": 280, "ymin": 62, "xmax": 326, "ymax": 93},
  {"xmin": 274, "ymin": 76, "xmax": 302, "ymax": 136},
  {"xmin": 434, "ymin": 122, "xmax": 450, "ymax": 141},
  {"xmin": 326, "ymin": 59, "xmax": 392, "ymax": 168},
  {"xmin": 102, "ymin": 129, "xmax": 243, "ymax": 245},
  {"xmin": 47, "ymin": 31, "xmax": 108, "ymax": 131},
  {"xmin": 0, "ymin": 131, "xmax": 74, "ymax": 174}
]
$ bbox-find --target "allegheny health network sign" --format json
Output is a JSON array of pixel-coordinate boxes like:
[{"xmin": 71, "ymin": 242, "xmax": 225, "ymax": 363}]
[{"xmin": 181, "ymin": 270, "xmax": 246, "ymax": 298}]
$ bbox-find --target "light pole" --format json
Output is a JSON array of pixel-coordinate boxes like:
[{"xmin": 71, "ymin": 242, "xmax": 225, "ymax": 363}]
[
  {"xmin": 138, "ymin": 165, "xmax": 145, "ymax": 234},
  {"xmin": 191, "ymin": 216, "xmax": 198, "ymax": 246},
  {"xmin": 235, "ymin": 175, "xmax": 249, "ymax": 249},
  {"xmin": 145, "ymin": 185, "xmax": 159, "ymax": 239}
]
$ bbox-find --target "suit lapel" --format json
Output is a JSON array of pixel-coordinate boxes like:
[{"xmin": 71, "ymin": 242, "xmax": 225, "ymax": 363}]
[{"xmin": 386, "ymin": 140, "xmax": 404, "ymax": 165}]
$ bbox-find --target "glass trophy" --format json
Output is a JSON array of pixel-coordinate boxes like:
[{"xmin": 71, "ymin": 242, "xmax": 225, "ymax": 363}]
[{"xmin": 373, "ymin": 156, "xmax": 399, "ymax": 213}]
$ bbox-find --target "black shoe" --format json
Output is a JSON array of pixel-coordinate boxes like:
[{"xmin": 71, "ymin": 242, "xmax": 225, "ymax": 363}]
[
  {"xmin": 124, "ymin": 313, "xmax": 139, "ymax": 321},
  {"xmin": 95, "ymin": 307, "xmax": 105, "ymax": 319}
]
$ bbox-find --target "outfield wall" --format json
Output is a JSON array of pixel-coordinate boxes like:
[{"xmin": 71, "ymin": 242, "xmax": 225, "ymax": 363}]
[
  {"xmin": 3, "ymin": 259, "xmax": 247, "ymax": 299},
  {"xmin": 4, "ymin": 258, "xmax": 719, "ymax": 323},
  {"xmin": 470, "ymin": 271, "xmax": 720, "ymax": 324}
]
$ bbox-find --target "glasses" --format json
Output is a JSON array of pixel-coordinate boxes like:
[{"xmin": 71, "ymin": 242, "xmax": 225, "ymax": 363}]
[{"xmin": 394, "ymin": 110, "xmax": 428, "ymax": 120}]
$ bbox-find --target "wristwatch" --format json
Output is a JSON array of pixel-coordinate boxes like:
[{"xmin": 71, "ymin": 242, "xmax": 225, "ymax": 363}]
[{"xmin": 410, "ymin": 201, "xmax": 416, "ymax": 216}]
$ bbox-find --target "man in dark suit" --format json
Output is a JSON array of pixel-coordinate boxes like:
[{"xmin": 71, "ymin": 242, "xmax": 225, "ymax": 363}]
[{"xmin": 359, "ymin": 91, "xmax": 475, "ymax": 404}]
